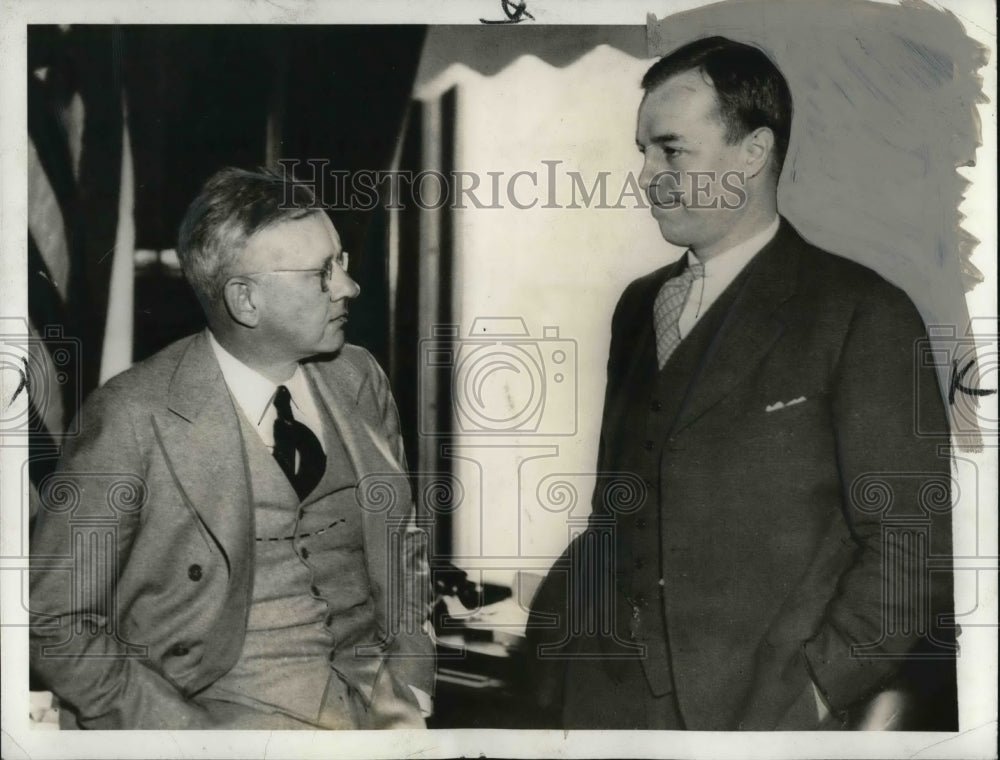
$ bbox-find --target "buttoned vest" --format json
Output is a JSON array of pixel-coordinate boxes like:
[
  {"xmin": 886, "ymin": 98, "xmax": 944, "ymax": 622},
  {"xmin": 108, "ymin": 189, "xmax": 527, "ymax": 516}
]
[
  {"xmin": 199, "ymin": 382, "xmax": 382, "ymax": 724},
  {"xmin": 594, "ymin": 258, "xmax": 759, "ymax": 698}
]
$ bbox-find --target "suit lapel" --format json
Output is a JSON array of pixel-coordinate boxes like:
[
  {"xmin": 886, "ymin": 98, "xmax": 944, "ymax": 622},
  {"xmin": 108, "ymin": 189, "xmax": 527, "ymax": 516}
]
[
  {"xmin": 154, "ymin": 331, "xmax": 253, "ymax": 569},
  {"xmin": 305, "ymin": 359, "xmax": 366, "ymax": 482},
  {"xmin": 608, "ymin": 257, "xmax": 685, "ymax": 398},
  {"xmin": 305, "ymin": 358, "xmax": 409, "ymax": 634},
  {"xmin": 636, "ymin": 258, "xmax": 685, "ymax": 375},
  {"xmin": 671, "ymin": 222, "xmax": 803, "ymax": 435}
]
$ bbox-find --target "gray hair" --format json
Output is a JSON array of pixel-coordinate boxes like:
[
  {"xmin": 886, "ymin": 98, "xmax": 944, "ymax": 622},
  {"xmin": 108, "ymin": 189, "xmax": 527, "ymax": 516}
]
[{"xmin": 176, "ymin": 166, "xmax": 322, "ymax": 307}]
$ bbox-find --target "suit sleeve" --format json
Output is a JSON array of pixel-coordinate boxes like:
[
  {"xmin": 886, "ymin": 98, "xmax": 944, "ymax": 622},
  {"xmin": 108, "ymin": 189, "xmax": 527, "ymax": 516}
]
[
  {"xmin": 29, "ymin": 384, "xmax": 214, "ymax": 729},
  {"xmin": 802, "ymin": 281, "xmax": 953, "ymax": 717},
  {"xmin": 359, "ymin": 350, "xmax": 437, "ymax": 698}
]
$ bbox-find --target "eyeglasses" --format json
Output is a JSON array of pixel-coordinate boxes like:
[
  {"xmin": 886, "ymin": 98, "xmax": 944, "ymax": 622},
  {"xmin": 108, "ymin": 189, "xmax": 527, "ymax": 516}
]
[{"xmin": 238, "ymin": 251, "xmax": 349, "ymax": 293}]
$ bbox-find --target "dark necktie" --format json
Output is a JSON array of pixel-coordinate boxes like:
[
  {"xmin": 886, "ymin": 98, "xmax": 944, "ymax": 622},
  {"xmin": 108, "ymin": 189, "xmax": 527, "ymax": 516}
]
[{"xmin": 272, "ymin": 385, "xmax": 327, "ymax": 501}]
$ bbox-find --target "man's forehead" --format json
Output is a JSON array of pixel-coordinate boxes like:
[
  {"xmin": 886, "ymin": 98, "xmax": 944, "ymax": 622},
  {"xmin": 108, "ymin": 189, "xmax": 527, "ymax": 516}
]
[
  {"xmin": 260, "ymin": 210, "xmax": 338, "ymax": 241},
  {"xmin": 243, "ymin": 211, "xmax": 340, "ymax": 264},
  {"xmin": 312, "ymin": 210, "xmax": 342, "ymax": 247},
  {"xmin": 637, "ymin": 69, "xmax": 722, "ymax": 136}
]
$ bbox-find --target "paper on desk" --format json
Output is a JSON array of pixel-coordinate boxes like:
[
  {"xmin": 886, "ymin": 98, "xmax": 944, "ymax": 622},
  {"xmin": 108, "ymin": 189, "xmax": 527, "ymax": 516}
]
[{"xmin": 441, "ymin": 594, "xmax": 531, "ymax": 640}]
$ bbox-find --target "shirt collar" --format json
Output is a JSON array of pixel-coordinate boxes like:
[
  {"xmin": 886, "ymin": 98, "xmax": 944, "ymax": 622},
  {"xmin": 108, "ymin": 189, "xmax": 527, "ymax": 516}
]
[
  {"xmin": 207, "ymin": 329, "xmax": 306, "ymax": 427},
  {"xmin": 687, "ymin": 215, "xmax": 780, "ymax": 272}
]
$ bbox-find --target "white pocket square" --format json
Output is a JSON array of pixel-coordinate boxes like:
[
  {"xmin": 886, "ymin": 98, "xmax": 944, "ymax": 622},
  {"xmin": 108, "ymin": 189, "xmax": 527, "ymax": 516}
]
[{"xmin": 765, "ymin": 396, "xmax": 807, "ymax": 413}]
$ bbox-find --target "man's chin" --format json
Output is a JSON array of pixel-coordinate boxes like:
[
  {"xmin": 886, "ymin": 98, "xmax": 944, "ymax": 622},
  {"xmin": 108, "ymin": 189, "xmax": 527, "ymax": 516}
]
[
  {"xmin": 653, "ymin": 211, "xmax": 691, "ymax": 247},
  {"xmin": 306, "ymin": 330, "xmax": 347, "ymax": 360}
]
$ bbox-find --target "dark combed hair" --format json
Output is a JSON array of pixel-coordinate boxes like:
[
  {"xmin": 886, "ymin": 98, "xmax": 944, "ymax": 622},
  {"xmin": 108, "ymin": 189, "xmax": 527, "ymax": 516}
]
[
  {"xmin": 642, "ymin": 36, "xmax": 793, "ymax": 174},
  {"xmin": 176, "ymin": 166, "xmax": 321, "ymax": 306}
]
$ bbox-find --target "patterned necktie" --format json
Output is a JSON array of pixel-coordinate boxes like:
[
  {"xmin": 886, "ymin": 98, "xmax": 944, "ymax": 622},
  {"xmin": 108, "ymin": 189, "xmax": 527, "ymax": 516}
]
[
  {"xmin": 653, "ymin": 258, "xmax": 705, "ymax": 369},
  {"xmin": 272, "ymin": 385, "xmax": 327, "ymax": 501}
]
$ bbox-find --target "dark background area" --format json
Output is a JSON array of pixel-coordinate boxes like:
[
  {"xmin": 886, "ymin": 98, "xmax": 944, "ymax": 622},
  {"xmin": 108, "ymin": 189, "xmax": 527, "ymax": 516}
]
[{"xmin": 118, "ymin": 25, "xmax": 428, "ymax": 369}]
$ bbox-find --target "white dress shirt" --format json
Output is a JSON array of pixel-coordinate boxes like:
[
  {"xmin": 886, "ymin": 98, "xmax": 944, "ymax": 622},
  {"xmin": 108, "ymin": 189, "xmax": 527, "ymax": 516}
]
[
  {"xmin": 678, "ymin": 216, "xmax": 781, "ymax": 339},
  {"xmin": 208, "ymin": 330, "xmax": 326, "ymax": 455}
]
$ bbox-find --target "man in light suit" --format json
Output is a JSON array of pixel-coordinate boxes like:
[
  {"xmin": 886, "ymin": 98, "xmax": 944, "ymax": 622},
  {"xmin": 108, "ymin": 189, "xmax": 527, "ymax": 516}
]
[
  {"xmin": 30, "ymin": 167, "xmax": 436, "ymax": 729},
  {"xmin": 529, "ymin": 37, "xmax": 955, "ymax": 730}
]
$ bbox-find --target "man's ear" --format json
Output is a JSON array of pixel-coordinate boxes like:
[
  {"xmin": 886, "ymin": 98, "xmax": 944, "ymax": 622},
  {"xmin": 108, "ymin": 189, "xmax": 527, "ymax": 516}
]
[
  {"xmin": 742, "ymin": 127, "xmax": 775, "ymax": 180},
  {"xmin": 222, "ymin": 277, "xmax": 261, "ymax": 328}
]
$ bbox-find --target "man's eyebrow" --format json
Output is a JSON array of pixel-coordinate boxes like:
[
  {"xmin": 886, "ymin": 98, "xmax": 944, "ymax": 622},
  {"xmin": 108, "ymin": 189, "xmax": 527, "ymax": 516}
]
[
  {"xmin": 636, "ymin": 132, "xmax": 684, "ymax": 148},
  {"xmin": 649, "ymin": 132, "xmax": 683, "ymax": 144}
]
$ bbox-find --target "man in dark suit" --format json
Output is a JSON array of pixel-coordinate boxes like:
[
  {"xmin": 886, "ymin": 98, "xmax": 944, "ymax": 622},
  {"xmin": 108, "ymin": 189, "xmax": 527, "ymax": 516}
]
[
  {"xmin": 30, "ymin": 167, "xmax": 436, "ymax": 729},
  {"xmin": 529, "ymin": 37, "xmax": 955, "ymax": 731}
]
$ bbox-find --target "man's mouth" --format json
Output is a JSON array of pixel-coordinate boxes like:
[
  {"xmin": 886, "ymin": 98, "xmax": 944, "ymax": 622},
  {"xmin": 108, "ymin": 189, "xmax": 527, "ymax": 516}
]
[
  {"xmin": 648, "ymin": 190, "xmax": 684, "ymax": 213},
  {"xmin": 650, "ymin": 200, "xmax": 683, "ymax": 216}
]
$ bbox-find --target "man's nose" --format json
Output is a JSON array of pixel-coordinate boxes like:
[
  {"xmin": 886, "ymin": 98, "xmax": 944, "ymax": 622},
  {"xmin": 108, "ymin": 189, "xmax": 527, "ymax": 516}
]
[
  {"xmin": 644, "ymin": 167, "xmax": 681, "ymax": 208},
  {"xmin": 638, "ymin": 154, "xmax": 656, "ymax": 190},
  {"xmin": 329, "ymin": 266, "xmax": 361, "ymax": 301},
  {"xmin": 638, "ymin": 151, "xmax": 670, "ymax": 194}
]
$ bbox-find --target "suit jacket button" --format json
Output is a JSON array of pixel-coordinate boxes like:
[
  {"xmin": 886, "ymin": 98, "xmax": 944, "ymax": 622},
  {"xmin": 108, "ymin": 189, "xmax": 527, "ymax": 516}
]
[
  {"xmin": 169, "ymin": 643, "xmax": 189, "ymax": 657},
  {"xmin": 187, "ymin": 564, "xmax": 202, "ymax": 581},
  {"xmin": 643, "ymin": 440, "xmax": 654, "ymax": 451},
  {"xmin": 636, "ymin": 518, "xmax": 647, "ymax": 529},
  {"xmin": 634, "ymin": 557, "xmax": 645, "ymax": 569},
  {"xmin": 651, "ymin": 400, "xmax": 662, "ymax": 412}
]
